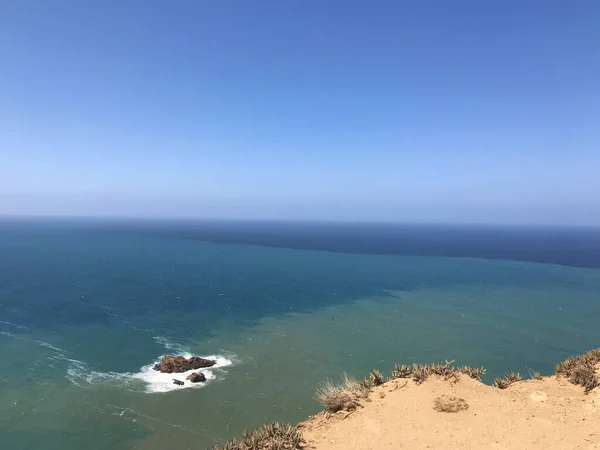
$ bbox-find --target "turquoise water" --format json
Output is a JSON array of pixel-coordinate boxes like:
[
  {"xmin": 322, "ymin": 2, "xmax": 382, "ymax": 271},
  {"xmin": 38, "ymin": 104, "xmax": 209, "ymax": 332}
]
[{"xmin": 1, "ymin": 221, "xmax": 599, "ymax": 449}]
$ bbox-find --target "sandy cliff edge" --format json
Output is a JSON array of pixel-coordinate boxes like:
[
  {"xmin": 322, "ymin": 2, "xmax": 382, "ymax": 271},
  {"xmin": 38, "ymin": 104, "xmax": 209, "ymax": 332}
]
[
  {"xmin": 299, "ymin": 370, "xmax": 600, "ymax": 450},
  {"xmin": 212, "ymin": 354, "xmax": 600, "ymax": 450}
]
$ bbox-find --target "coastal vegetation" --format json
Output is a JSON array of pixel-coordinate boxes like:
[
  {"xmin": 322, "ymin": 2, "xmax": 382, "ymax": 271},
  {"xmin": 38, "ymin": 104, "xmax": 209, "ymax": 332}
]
[
  {"xmin": 212, "ymin": 348, "xmax": 599, "ymax": 450},
  {"xmin": 315, "ymin": 374, "xmax": 370, "ymax": 413},
  {"xmin": 530, "ymin": 371, "xmax": 543, "ymax": 380},
  {"xmin": 212, "ymin": 422, "xmax": 305, "ymax": 450},
  {"xmin": 493, "ymin": 371, "xmax": 523, "ymax": 389},
  {"xmin": 389, "ymin": 360, "xmax": 486, "ymax": 384},
  {"xmin": 555, "ymin": 347, "xmax": 600, "ymax": 393}
]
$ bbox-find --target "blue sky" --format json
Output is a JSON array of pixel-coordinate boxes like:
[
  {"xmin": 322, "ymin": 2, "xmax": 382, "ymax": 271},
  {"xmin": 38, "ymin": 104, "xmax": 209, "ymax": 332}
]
[{"xmin": 1, "ymin": 1, "xmax": 599, "ymax": 224}]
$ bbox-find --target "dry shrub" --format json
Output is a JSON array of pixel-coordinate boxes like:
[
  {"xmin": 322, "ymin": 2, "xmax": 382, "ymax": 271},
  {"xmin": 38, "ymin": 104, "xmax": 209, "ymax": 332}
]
[
  {"xmin": 212, "ymin": 422, "xmax": 305, "ymax": 450},
  {"xmin": 412, "ymin": 363, "xmax": 431, "ymax": 384},
  {"xmin": 391, "ymin": 364, "xmax": 412, "ymax": 379},
  {"xmin": 370, "ymin": 369, "xmax": 385, "ymax": 386},
  {"xmin": 433, "ymin": 395, "xmax": 469, "ymax": 413},
  {"xmin": 526, "ymin": 367, "xmax": 543, "ymax": 380},
  {"xmin": 390, "ymin": 361, "xmax": 486, "ymax": 384},
  {"xmin": 315, "ymin": 374, "xmax": 369, "ymax": 412},
  {"xmin": 493, "ymin": 372, "xmax": 522, "ymax": 389},
  {"xmin": 361, "ymin": 369, "xmax": 385, "ymax": 389},
  {"xmin": 555, "ymin": 347, "xmax": 600, "ymax": 393},
  {"xmin": 505, "ymin": 372, "xmax": 523, "ymax": 383},
  {"xmin": 459, "ymin": 365, "xmax": 486, "ymax": 380},
  {"xmin": 570, "ymin": 364, "xmax": 598, "ymax": 393},
  {"xmin": 493, "ymin": 378, "xmax": 510, "ymax": 389}
]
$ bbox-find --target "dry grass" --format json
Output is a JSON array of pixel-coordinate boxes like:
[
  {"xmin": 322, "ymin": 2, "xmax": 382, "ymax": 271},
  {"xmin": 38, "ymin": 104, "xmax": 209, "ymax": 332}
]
[
  {"xmin": 390, "ymin": 361, "xmax": 486, "ymax": 384},
  {"xmin": 492, "ymin": 378, "xmax": 510, "ymax": 389},
  {"xmin": 315, "ymin": 374, "xmax": 370, "ymax": 412},
  {"xmin": 505, "ymin": 372, "xmax": 523, "ymax": 383},
  {"xmin": 458, "ymin": 365, "xmax": 487, "ymax": 380},
  {"xmin": 493, "ymin": 372, "xmax": 523, "ymax": 389},
  {"xmin": 526, "ymin": 368, "xmax": 543, "ymax": 381},
  {"xmin": 316, "ymin": 360, "xmax": 485, "ymax": 414},
  {"xmin": 412, "ymin": 364, "xmax": 431, "ymax": 384},
  {"xmin": 390, "ymin": 364, "xmax": 412, "ymax": 379},
  {"xmin": 361, "ymin": 369, "xmax": 385, "ymax": 389},
  {"xmin": 555, "ymin": 347, "xmax": 600, "ymax": 393},
  {"xmin": 433, "ymin": 395, "xmax": 469, "ymax": 413},
  {"xmin": 215, "ymin": 350, "xmax": 600, "ymax": 449},
  {"xmin": 212, "ymin": 422, "xmax": 305, "ymax": 450}
]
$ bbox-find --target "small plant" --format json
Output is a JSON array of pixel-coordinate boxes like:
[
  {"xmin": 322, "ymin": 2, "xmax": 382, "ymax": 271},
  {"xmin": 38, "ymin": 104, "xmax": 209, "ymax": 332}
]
[
  {"xmin": 410, "ymin": 364, "xmax": 428, "ymax": 384},
  {"xmin": 555, "ymin": 357, "xmax": 578, "ymax": 376},
  {"xmin": 212, "ymin": 422, "xmax": 305, "ymax": 450},
  {"xmin": 526, "ymin": 367, "xmax": 543, "ymax": 380},
  {"xmin": 570, "ymin": 364, "xmax": 598, "ymax": 393},
  {"xmin": 361, "ymin": 369, "xmax": 385, "ymax": 389},
  {"xmin": 555, "ymin": 347, "xmax": 600, "ymax": 393},
  {"xmin": 505, "ymin": 372, "xmax": 522, "ymax": 383},
  {"xmin": 390, "ymin": 361, "xmax": 486, "ymax": 383},
  {"xmin": 369, "ymin": 369, "xmax": 385, "ymax": 386},
  {"xmin": 459, "ymin": 365, "xmax": 486, "ymax": 380},
  {"xmin": 315, "ymin": 374, "xmax": 369, "ymax": 412},
  {"xmin": 493, "ymin": 377, "xmax": 510, "ymax": 389},
  {"xmin": 433, "ymin": 361, "xmax": 458, "ymax": 378},
  {"xmin": 493, "ymin": 372, "xmax": 522, "ymax": 389},
  {"xmin": 391, "ymin": 364, "xmax": 412, "ymax": 379},
  {"xmin": 433, "ymin": 395, "xmax": 469, "ymax": 413}
]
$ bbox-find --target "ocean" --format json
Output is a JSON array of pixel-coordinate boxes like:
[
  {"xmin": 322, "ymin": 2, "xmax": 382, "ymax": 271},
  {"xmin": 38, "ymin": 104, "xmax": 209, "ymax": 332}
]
[{"xmin": 1, "ymin": 219, "xmax": 599, "ymax": 449}]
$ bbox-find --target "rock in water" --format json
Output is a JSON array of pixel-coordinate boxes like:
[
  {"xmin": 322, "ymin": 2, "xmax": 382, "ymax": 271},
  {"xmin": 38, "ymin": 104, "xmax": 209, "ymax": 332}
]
[
  {"xmin": 186, "ymin": 372, "xmax": 207, "ymax": 383},
  {"xmin": 153, "ymin": 355, "xmax": 216, "ymax": 373},
  {"xmin": 172, "ymin": 379, "xmax": 184, "ymax": 386}
]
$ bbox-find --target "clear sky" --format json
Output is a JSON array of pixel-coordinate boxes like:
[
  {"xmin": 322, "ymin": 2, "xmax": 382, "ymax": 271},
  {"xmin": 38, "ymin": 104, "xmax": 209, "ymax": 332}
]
[{"xmin": 1, "ymin": 1, "xmax": 599, "ymax": 224}]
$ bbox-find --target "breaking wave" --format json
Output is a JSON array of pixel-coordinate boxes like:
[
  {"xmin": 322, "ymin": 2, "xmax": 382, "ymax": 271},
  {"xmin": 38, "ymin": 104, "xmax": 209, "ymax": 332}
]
[{"xmin": 62, "ymin": 337, "xmax": 233, "ymax": 393}]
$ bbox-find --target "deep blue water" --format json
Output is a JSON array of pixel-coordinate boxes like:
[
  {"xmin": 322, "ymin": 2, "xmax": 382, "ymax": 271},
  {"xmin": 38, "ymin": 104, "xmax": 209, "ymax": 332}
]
[
  {"xmin": 1, "ymin": 219, "xmax": 599, "ymax": 449},
  {"xmin": 90, "ymin": 219, "xmax": 600, "ymax": 268}
]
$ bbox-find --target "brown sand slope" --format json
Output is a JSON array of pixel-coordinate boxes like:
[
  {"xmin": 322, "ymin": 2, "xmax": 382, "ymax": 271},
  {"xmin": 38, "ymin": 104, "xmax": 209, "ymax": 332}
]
[{"xmin": 300, "ymin": 374, "xmax": 600, "ymax": 449}]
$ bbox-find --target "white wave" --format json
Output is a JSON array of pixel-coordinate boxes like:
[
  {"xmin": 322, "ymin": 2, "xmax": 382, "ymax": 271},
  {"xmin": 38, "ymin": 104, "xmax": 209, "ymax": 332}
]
[
  {"xmin": 36, "ymin": 340, "xmax": 69, "ymax": 353},
  {"xmin": 65, "ymin": 357, "xmax": 132, "ymax": 387},
  {"xmin": 63, "ymin": 350, "xmax": 233, "ymax": 393},
  {"xmin": 131, "ymin": 353, "xmax": 233, "ymax": 393},
  {"xmin": 101, "ymin": 306, "xmax": 120, "ymax": 318},
  {"xmin": 153, "ymin": 336, "xmax": 186, "ymax": 353},
  {"xmin": 0, "ymin": 320, "xmax": 29, "ymax": 331}
]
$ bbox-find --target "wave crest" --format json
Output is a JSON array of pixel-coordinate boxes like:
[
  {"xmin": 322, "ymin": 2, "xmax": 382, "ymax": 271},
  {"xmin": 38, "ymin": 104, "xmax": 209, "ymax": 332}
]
[
  {"xmin": 131, "ymin": 354, "xmax": 233, "ymax": 393},
  {"xmin": 64, "ymin": 347, "xmax": 233, "ymax": 393}
]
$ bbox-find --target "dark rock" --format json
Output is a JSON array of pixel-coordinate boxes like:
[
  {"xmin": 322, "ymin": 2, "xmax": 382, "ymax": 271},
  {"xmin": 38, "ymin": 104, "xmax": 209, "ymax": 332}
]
[
  {"xmin": 172, "ymin": 379, "xmax": 184, "ymax": 386},
  {"xmin": 153, "ymin": 355, "xmax": 216, "ymax": 373},
  {"xmin": 186, "ymin": 372, "xmax": 206, "ymax": 383}
]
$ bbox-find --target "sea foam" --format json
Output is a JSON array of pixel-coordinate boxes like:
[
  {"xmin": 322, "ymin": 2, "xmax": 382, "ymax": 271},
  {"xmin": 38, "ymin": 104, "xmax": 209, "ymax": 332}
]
[
  {"xmin": 64, "ymin": 350, "xmax": 233, "ymax": 393},
  {"xmin": 131, "ymin": 353, "xmax": 233, "ymax": 393},
  {"xmin": 153, "ymin": 336, "xmax": 186, "ymax": 353}
]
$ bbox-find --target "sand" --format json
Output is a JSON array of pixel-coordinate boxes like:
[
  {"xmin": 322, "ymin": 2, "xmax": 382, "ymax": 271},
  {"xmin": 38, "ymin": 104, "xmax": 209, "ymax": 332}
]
[{"xmin": 300, "ymin": 372, "xmax": 600, "ymax": 449}]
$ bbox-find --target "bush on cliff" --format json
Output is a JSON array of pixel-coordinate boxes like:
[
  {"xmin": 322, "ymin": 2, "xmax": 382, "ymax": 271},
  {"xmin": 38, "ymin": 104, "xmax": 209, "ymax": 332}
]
[
  {"xmin": 212, "ymin": 422, "xmax": 304, "ymax": 450},
  {"xmin": 555, "ymin": 347, "xmax": 600, "ymax": 393}
]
